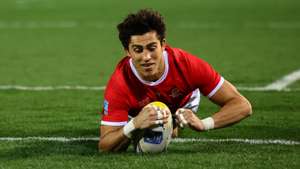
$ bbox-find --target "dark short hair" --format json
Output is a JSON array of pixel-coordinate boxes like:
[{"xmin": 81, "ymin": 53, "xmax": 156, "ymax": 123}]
[{"xmin": 117, "ymin": 9, "xmax": 166, "ymax": 50}]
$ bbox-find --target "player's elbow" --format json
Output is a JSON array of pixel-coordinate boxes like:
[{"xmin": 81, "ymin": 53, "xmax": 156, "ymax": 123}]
[
  {"xmin": 99, "ymin": 138, "xmax": 129, "ymax": 152},
  {"xmin": 241, "ymin": 97, "xmax": 252, "ymax": 117},
  {"xmin": 98, "ymin": 139, "xmax": 114, "ymax": 152}
]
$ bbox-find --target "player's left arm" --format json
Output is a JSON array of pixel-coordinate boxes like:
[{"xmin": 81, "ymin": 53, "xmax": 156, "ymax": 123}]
[
  {"xmin": 209, "ymin": 79, "xmax": 252, "ymax": 129},
  {"xmin": 176, "ymin": 80, "xmax": 252, "ymax": 131},
  {"xmin": 174, "ymin": 49, "xmax": 252, "ymax": 130}
]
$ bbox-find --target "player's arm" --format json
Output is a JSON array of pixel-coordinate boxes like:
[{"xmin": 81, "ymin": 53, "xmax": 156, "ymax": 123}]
[
  {"xmin": 99, "ymin": 106, "xmax": 170, "ymax": 152},
  {"xmin": 176, "ymin": 80, "xmax": 252, "ymax": 131},
  {"xmin": 99, "ymin": 125, "xmax": 131, "ymax": 152},
  {"xmin": 209, "ymin": 80, "xmax": 252, "ymax": 128}
]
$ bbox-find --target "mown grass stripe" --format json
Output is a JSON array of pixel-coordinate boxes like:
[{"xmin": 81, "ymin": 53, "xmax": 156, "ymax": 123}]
[
  {"xmin": 1, "ymin": 21, "xmax": 300, "ymax": 29},
  {"xmin": 0, "ymin": 137, "xmax": 299, "ymax": 145},
  {"xmin": 0, "ymin": 85, "xmax": 299, "ymax": 92}
]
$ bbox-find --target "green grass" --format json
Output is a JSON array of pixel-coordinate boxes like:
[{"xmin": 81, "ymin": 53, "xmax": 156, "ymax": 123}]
[
  {"xmin": 0, "ymin": 91, "xmax": 299, "ymax": 169},
  {"xmin": 0, "ymin": 0, "xmax": 300, "ymax": 168},
  {"xmin": 1, "ymin": 141, "xmax": 299, "ymax": 169}
]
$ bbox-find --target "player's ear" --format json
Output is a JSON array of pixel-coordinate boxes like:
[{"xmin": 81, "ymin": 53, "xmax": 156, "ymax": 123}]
[
  {"xmin": 124, "ymin": 49, "xmax": 131, "ymax": 57},
  {"xmin": 161, "ymin": 39, "xmax": 166, "ymax": 50}
]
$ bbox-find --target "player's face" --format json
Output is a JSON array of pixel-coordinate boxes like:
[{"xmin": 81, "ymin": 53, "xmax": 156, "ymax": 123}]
[{"xmin": 127, "ymin": 31, "xmax": 166, "ymax": 82}]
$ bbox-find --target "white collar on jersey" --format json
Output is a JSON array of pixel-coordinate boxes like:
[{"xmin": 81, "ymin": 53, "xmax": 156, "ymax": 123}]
[{"xmin": 129, "ymin": 50, "xmax": 169, "ymax": 86}]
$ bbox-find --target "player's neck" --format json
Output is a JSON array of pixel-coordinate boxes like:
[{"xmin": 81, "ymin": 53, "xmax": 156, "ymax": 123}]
[{"xmin": 141, "ymin": 60, "xmax": 165, "ymax": 82}]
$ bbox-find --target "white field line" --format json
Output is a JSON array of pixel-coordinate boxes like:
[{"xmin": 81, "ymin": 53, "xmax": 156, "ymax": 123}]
[
  {"xmin": 0, "ymin": 85, "xmax": 272, "ymax": 92},
  {"xmin": 234, "ymin": 69, "xmax": 300, "ymax": 91},
  {"xmin": 263, "ymin": 69, "xmax": 300, "ymax": 91},
  {"xmin": 173, "ymin": 138, "xmax": 300, "ymax": 145},
  {"xmin": 1, "ymin": 21, "xmax": 300, "ymax": 29},
  {"xmin": 0, "ymin": 86, "xmax": 299, "ymax": 92},
  {"xmin": 0, "ymin": 69, "xmax": 299, "ymax": 92},
  {"xmin": 0, "ymin": 85, "xmax": 105, "ymax": 91},
  {"xmin": 0, "ymin": 137, "xmax": 299, "ymax": 145}
]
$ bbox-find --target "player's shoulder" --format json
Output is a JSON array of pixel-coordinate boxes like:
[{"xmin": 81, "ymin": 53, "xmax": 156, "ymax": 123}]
[
  {"xmin": 165, "ymin": 45, "xmax": 186, "ymax": 57},
  {"xmin": 106, "ymin": 56, "xmax": 131, "ymax": 92},
  {"xmin": 115, "ymin": 56, "xmax": 130, "ymax": 70},
  {"xmin": 111, "ymin": 56, "xmax": 130, "ymax": 76},
  {"xmin": 165, "ymin": 45, "xmax": 206, "ymax": 64}
]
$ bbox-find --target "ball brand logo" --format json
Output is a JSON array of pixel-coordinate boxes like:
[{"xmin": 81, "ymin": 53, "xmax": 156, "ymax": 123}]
[{"xmin": 143, "ymin": 129, "xmax": 163, "ymax": 144}]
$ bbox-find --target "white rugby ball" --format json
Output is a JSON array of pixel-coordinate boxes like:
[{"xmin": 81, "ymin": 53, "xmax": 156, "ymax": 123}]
[{"xmin": 136, "ymin": 101, "xmax": 173, "ymax": 153}]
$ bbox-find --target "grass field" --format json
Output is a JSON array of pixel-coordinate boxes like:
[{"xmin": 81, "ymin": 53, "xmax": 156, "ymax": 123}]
[{"xmin": 0, "ymin": 0, "xmax": 300, "ymax": 168}]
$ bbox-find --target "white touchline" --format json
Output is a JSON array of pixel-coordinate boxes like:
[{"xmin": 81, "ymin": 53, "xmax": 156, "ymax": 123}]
[
  {"xmin": 0, "ymin": 137, "xmax": 299, "ymax": 145},
  {"xmin": 0, "ymin": 85, "xmax": 105, "ymax": 91},
  {"xmin": 0, "ymin": 69, "xmax": 299, "ymax": 92},
  {"xmin": 0, "ymin": 86, "xmax": 299, "ymax": 92},
  {"xmin": 263, "ymin": 69, "xmax": 300, "ymax": 91},
  {"xmin": 172, "ymin": 138, "xmax": 300, "ymax": 145}
]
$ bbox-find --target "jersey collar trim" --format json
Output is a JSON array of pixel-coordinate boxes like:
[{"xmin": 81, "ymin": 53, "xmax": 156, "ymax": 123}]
[{"xmin": 129, "ymin": 50, "xmax": 169, "ymax": 86}]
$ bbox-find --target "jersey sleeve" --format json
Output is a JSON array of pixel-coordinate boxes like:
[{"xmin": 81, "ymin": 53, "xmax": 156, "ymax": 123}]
[
  {"xmin": 176, "ymin": 48, "xmax": 224, "ymax": 98},
  {"xmin": 101, "ymin": 71, "xmax": 130, "ymax": 126}
]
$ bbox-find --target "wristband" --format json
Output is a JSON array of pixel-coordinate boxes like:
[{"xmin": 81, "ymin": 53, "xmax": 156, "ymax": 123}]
[
  {"xmin": 201, "ymin": 117, "xmax": 214, "ymax": 130},
  {"xmin": 123, "ymin": 119, "xmax": 135, "ymax": 138}
]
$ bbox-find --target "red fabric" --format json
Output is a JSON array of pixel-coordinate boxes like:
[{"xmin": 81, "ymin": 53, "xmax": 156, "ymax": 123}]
[{"xmin": 101, "ymin": 46, "xmax": 221, "ymax": 124}]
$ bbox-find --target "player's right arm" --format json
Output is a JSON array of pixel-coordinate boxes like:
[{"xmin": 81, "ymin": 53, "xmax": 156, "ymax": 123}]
[
  {"xmin": 99, "ymin": 64, "xmax": 170, "ymax": 152},
  {"xmin": 99, "ymin": 105, "xmax": 169, "ymax": 152},
  {"xmin": 99, "ymin": 125, "xmax": 130, "ymax": 152}
]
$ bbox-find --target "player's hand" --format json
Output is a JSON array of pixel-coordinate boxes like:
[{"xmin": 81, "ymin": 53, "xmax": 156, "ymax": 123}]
[
  {"xmin": 133, "ymin": 105, "xmax": 169, "ymax": 129},
  {"xmin": 175, "ymin": 108, "xmax": 204, "ymax": 131}
]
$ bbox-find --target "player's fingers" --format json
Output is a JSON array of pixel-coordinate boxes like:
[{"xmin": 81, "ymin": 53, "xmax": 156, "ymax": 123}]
[
  {"xmin": 175, "ymin": 109, "xmax": 184, "ymax": 127},
  {"xmin": 174, "ymin": 118, "xmax": 184, "ymax": 128},
  {"xmin": 157, "ymin": 111, "xmax": 163, "ymax": 120},
  {"xmin": 178, "ymin": 121, "xmax": 184, "ymax": 128},
  {"xmin": 175, "ymin": 108, "xmax": 185, "ymax": 115},
  {"xmin": 175, "ymin": 110, "xmax": 179, "ymax": 116},
  {"xmin": 154, "ymin": 119, "xmax": 164, "ymax": 125},
  {"xmin": 162, "ymin": 109, "xmax": 168, "ymax": 118},
  {"xmin": 143, "ymin": 106, "xmax": 155, "ymax": 117},
  {"xmin": 148, "ymin": 106, "xmax": 158, "ymax": 115},
  {"xmin": 179, "ymin": 114, "xmax": 188, "ymax": 125},
  {"xmin": 162, "ymin": 118, "xmax": 168, "ymax": 124}
]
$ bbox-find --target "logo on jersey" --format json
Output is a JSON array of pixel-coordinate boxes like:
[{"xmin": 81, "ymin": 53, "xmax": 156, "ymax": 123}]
[
  {"xmin": 103, "ymin": 100, "xmax": 109, "ymax": 115},
  {"xmin": 169, "ymin": 88, "xmax": 182, "ymax": 98}
]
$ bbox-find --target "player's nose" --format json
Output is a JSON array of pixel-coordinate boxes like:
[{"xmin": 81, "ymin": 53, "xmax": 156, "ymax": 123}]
[{"xmin": 142, "ymin": 52, "xmax": 152, "ymax": 61}]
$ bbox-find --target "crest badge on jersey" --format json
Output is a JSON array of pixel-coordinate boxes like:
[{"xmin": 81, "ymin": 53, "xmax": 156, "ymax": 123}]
[
  {"xmin": 103, "ymin": 100, "xmax": 109, "ymax": 115},
  {"xmin": 169, "ymin": 88, "xmax": 182, "ymax": 98}
]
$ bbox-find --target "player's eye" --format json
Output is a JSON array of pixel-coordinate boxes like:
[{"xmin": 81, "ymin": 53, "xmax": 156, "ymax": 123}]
[
  {"xmin": 133, "ymin": 47, "xmax": 143, "ymax": 53},
  {"xmin": 147, "ymin": 45, "xmax": 157, "ymax": 52}
]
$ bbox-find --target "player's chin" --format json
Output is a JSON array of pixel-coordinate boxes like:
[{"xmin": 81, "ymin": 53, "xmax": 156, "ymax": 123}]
[
  {"xmin": 141, "ymin": 70, "xmax": 155, "ymax": 78},
  {"xmin": 143, "ymin": 67, "xmax": 154, "ymax": 73}
]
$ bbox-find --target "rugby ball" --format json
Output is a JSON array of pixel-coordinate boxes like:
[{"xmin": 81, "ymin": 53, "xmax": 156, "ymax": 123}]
[{"xmin": 136, "ymin": 101, "xmax": 173, "ymax": 153}]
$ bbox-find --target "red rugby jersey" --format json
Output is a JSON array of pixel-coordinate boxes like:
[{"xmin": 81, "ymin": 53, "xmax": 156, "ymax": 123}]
[{"xmin": 101, "ymin": 46, "xmax": 223, "ymax": 126}]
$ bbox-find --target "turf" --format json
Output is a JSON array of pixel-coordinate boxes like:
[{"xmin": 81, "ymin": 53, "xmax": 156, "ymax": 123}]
[
  {"xmin": 0, "ymin": 141, "xmax": 299, "ymax": 169},
  {"xmin": 0, "ymin": 0, "xmax": 299, "ymax": 168}
]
